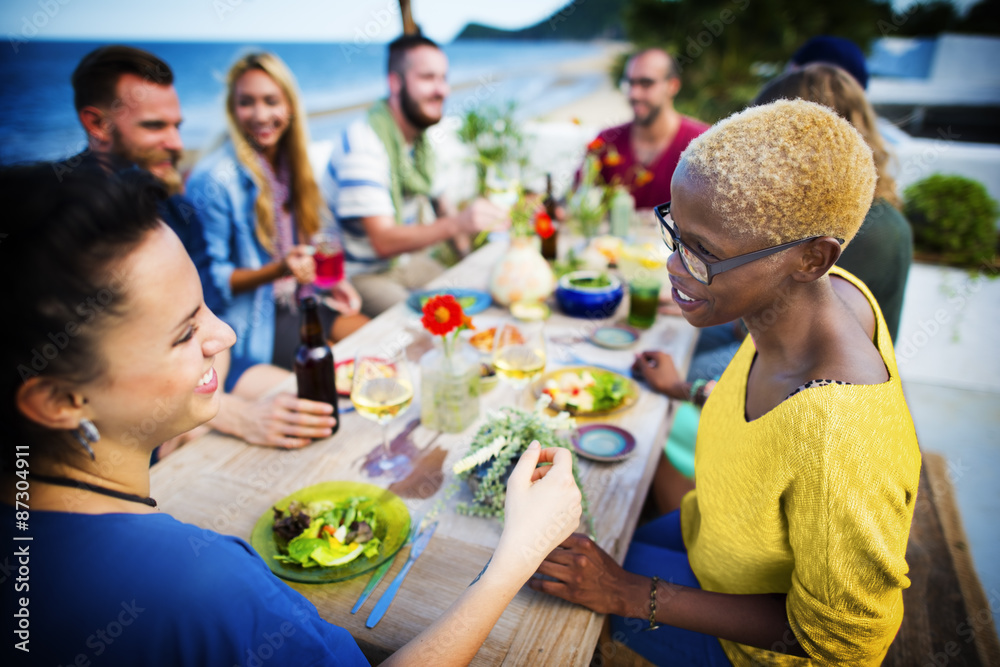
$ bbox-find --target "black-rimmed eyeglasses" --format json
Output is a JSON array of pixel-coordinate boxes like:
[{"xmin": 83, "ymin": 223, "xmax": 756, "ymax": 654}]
[{"xmin": 654, "ymin": 202, "xmax": 843, "ymax": 285}]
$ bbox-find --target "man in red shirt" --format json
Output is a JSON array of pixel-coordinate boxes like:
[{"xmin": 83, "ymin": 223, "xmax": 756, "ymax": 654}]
[{"xmin": 581, "ymin": 49, "xmax": 708, "ymax": 209}]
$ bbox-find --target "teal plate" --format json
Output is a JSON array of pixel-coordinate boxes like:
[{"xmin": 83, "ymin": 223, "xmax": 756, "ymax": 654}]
[
  {"xmin": 407, "ymin": 288, "xmax": 492, "ymax": 315},
  {"xmin": 590, "ymin": 324, "xmax": 640, "ymax": 350},
  {"xmin": 250, "ymin": 481, "xmax": 410, "ymax": 584},
  {"xmin": 572, "ymin": 424, "xmax": 636, "ymax": 462}
]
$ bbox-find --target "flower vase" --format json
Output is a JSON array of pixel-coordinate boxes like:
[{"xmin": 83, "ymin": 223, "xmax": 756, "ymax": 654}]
[
  {"xmin": 420, "ymin": 339, "xmax": 481, "ymax": 433},
  {"xmin": 489, "ymin": 236, "xmax": 556, "ymax": 307}
]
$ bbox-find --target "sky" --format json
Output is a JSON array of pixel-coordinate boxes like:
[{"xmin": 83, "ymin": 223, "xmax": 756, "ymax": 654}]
[
  {"xmin": 1, "ymin": 0, "xmax": 982, "ymax": 44},
  {"xmin": 1, "ymin": 0, "xmax": 576, "ymax": 44}
]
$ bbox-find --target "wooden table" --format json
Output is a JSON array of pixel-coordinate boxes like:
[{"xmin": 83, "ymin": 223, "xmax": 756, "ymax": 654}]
[{"xmin": 150, "ymin": 241, "xmax": 698, "ymax": 665}]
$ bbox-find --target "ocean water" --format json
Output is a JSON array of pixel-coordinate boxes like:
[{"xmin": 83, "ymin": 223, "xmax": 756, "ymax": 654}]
[{"xmin": 0, "ymin": 40, "xmax": 604, "ymax": 164}]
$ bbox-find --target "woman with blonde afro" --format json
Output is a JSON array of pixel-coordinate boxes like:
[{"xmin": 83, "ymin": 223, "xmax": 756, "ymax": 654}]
[{"xmin": 531, "ymin": 100, "xmax": 921, "ymax": 666}]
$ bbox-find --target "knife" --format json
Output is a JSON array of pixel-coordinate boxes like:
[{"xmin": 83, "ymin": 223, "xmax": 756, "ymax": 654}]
[
  {"xmin": 365, "ymin": 521, "xmax": 438, "ymax": 628},
  {"xmin": 351, "ymin": 518, "xmax": 422, "ymax": 614}
]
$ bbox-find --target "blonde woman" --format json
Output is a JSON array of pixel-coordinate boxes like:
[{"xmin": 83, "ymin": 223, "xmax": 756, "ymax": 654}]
[{"xmin": 189, "ymin": 52, "xmax": 367, "ymax": 395}]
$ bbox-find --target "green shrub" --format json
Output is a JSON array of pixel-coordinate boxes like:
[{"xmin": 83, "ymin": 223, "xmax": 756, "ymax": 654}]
[{"xmin": 903, "ymin": 174, "xmax": 999, "ymax": 267}]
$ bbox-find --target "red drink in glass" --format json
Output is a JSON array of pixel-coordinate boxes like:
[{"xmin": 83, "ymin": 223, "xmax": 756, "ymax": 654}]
[{"xmin": 312, "ymin": 233, "xmax": 344, "ymax": 290}]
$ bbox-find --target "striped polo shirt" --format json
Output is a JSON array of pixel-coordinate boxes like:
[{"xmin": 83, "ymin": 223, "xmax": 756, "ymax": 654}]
[{"xmin": 320, "ymin": 118, "xmax": 440, "ymax": 277}]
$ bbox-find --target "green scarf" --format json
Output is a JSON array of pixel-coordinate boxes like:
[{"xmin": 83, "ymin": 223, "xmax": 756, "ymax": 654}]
[{"xmin": 367, "ymin": 99, "xmax": 435, "ymax": 226}]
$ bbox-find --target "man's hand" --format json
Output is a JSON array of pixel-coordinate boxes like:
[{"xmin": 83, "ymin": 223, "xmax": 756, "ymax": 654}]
[
  {"xmin": 235, "ymin": 392, "xmax": 337, "ymax": 448},
  {"xmin": 284, "ymin": 245, "xmax": 317, "ymax": 285},
  {"xmin": 456, "ymin": 198, "xmax": 509, "ymax": 235},
  {"xmin": 631, "ymin": 350, "xmax": 685, "ymax": 399}
]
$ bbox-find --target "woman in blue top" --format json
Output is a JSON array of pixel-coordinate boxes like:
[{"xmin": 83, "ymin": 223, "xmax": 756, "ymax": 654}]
[
  {"xmin": 0, "ymin": 165, "xmax": 582, "ymax": 666},
  {"xmin": 188, "ymin": 52, "xmax": 367, "ymax": 391}
]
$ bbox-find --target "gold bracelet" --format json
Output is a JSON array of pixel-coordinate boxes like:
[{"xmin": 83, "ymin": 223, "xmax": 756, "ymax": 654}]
[{"xmin": 643, "ymin": 576, "xmax": 662, "ymax": 632}]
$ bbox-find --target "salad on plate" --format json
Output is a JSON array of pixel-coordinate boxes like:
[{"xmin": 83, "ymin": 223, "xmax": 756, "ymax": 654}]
[
  {"xmin": 272, "ymin": 496, "xmax": 382, "ymax": 568},
  {"xmin": 541, "ymin": 369, "xmax": 630, "ymax": 414}
]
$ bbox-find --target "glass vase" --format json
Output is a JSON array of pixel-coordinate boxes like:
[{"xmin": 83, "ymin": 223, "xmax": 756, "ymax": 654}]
[{"xmin": 420, "ymin": 339, "xmax": 481, "ymax": 433}]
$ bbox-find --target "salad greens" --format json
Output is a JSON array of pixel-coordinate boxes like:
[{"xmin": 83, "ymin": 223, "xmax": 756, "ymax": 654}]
[
  {"xmin": 272, "ymin": 497, "xmax": 381, "ymax": 568},
  {"xmin": 589, "ymin": 371, "xmax": 628, "ymax": 412}
]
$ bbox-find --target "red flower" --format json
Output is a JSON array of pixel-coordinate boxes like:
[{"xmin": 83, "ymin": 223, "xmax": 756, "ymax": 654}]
[
  {"xmin": 421, "ymin": 295, "xmax": 467, "ymax": 337},
  {"xmin": 634, "ymin": 169, "xmax": 654, "ymax": 187},
  {"xmin": 587, "ymin": 137, "xmax": 605, "ymax": 153},
  {"xmin": 535, "ymin": 211, "xmax": 555, "ymax": 239}
]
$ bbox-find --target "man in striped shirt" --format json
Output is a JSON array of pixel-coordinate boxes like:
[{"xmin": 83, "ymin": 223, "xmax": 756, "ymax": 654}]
[{"xmin": 321, "ymin": 35, "xmax": 507, "ymax": 317}]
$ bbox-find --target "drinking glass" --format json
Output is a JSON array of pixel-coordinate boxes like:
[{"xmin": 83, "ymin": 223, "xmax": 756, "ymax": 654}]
[
  {"xmin": 311, "ymin": 232, "xmax": 344, "ymax": 290},
  {"xmin": 628, "ymin": 278, "xmax": 661, "ymax": 329},
  {"xmin": 485, "ymin": 162, "xmax": 520, "ymax": 211},
  {"xmin": 351, "ymin": 347, "xmax": 414, "ymax": 477},
  {"xmin": 492, "ymin": 321, "xmax": 546, "ymax": 391}
]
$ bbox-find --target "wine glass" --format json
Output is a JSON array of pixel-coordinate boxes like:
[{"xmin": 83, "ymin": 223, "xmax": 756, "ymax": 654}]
[
  {"xmin": 492, "ymin": 321, "xmax": 546, "ymax": 392},
  {"xmin": 485, "ymin": 162, "xmax": 520, "ymax": 211},
  {"xmin": 351, "ymin": 346, "xmax": 414, "ymax": 478}
]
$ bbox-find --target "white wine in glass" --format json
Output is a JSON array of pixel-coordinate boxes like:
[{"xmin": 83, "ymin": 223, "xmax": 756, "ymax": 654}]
[
  {"xmin": 352, "ymin": 376, "xmax": 413, "ymax": 423},
  {"xmin": 351, "ymin": 348, "xmax": 414, "ymax": 478},
  {"xmin": 492, "ymin": 322, "xmax": 546, "ymax": 390}
]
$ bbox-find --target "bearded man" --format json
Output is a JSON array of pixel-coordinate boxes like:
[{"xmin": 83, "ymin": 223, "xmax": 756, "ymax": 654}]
[
  {"xmin": 579, "ymin": 48, "xmax": 709, "ymax": 210},
  {"xmin": 321, "ymin": 35, "xmax": 508, "ymax": 317},
  {"xmin": 65, "ymin": 45, "xmax": 224, "ymax": 314}
]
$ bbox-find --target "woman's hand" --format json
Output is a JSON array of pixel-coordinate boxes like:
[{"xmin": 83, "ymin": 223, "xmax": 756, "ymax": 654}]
[
  {"xmin": 491, "ymin": 442, "xmax": 582, "ymax": 581},
  {"xmin": 237, "ymin": 392, "xmax": 337, "ymax": 448},
  {"xmin": 323, "ymin": 280, "xmax": 362, "ymax": 316},
  {"xmin": 528, "ymin": 533, "xmax": 641, "ymax": 616},
  {"xmin": 631, "ymin": 350, "xmax": 685, "ymax": 399},
  {"xmin": 283, "ymin": 245, "xmax": 317, "ymax": 285}
]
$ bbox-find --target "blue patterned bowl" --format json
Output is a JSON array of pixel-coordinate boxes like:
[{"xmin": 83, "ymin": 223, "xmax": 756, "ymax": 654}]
[{"xmin": 555, "ymin": 271, "xmax": 625, "ymax": 319}]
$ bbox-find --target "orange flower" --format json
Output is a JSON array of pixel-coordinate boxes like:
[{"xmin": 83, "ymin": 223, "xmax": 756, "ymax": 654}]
[
  {"xmin": 535, "ymin": 211, "xmax": 555, "ymax": 239},
  {"xmin": 634, "ymin": 169, "xmax": 654, "ymax": 187},
  {"xmin": 421, "ymin": 295, "xmax": 465, "ymax": 336},
  {"xmin": 603, "ymin": 150, "xmax": 622, "ymax": 167},
  {"xmin": 587, "ymin": 137, "xmax": 605, "ymax": 153},
  {"xmin": 571, "ymin": 117, "xmax": 582, "ymax": 125}
]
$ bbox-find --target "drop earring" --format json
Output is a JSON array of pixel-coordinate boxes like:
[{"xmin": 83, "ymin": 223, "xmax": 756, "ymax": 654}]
[{"xmin": 72, "ymin": 418, "xmax": 100, "ymax": 460}]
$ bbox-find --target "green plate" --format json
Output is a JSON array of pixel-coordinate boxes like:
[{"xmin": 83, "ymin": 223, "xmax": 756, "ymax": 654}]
[{"xmin": 250, "ymin": 481, "xmax": 410, "ymax": 584}]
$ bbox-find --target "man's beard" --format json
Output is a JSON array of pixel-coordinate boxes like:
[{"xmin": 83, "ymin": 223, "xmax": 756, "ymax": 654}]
[
  {"xmin": 633, "ymin": 102, "xmax": 663, "ymax": 128},
  {"xmin": 400, "ymin": 80, "xmax": 443, "ymax": 131},
  {"xmin": 112, "ymin": 134, "xmax": 183, "ymax": 195}
]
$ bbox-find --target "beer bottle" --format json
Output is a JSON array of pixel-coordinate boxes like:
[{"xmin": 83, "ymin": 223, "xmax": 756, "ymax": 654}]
[
  {"xmin": 540, "ymin": 173, "xmax": 559, "ymax": 261},
  {"xmin": 294, "ymin": 296, "xmax": 340, "ymax": 435}
]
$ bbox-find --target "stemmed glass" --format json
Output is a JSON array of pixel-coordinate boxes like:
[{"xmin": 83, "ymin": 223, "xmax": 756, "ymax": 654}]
[
  {"xmin": 485, "ymin": 162, "xmax": 520, "ymax": 211},
  {"xmin": 492, "ymin": 321, "xmax": 546, "ymax": 393},
  {"xmin": 351, "ymin": 346, "xmax": 414, "ymax": 478}
]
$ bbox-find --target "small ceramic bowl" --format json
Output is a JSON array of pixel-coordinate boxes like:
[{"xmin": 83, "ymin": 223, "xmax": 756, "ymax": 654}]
[{"xmin": 555, "ymin": 270, "xmax": 625, "ymax": 319}]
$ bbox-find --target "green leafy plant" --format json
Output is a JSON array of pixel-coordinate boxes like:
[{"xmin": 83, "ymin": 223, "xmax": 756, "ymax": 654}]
[
  {"xmin": 452, "ymin": 401, "xmax": 593, "ymax": 534},
  {"xmin": 458, "ymin": 101, "xmax": 525, "ymax": 197},
  {"xmin": 904, "ymin": 174, "xmax": 999, "ymax": 268}
]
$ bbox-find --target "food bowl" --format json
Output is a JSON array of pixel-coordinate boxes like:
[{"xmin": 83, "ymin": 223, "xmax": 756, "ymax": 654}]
[{"xmin": 555, "ymin": 270, "xmax": 625, "ymax": 319}]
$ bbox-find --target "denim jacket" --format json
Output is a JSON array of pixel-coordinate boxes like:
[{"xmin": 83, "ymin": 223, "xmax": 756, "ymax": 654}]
[{"xmin": 187, "ymin": 142, "xmax": 274, "ymax": 388}]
